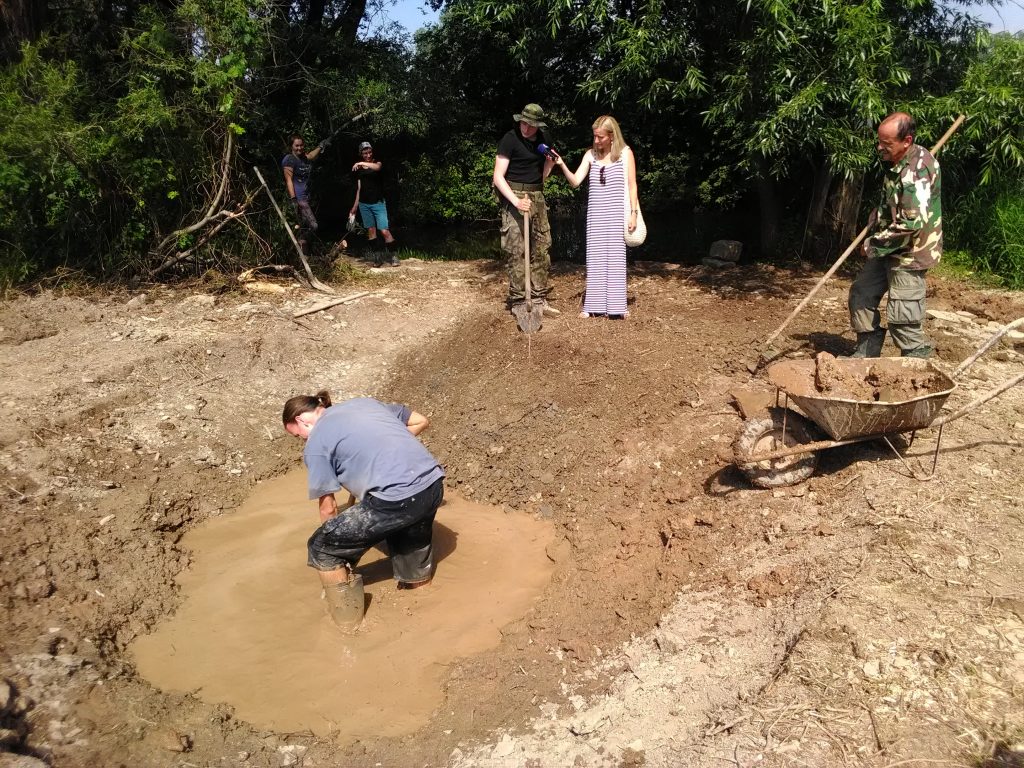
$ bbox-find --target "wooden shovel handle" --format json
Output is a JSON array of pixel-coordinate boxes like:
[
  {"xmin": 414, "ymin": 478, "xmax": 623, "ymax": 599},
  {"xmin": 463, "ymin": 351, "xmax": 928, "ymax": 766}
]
[{"xmin": 524, "ymin": 208, "xmax": 532, "ymax": 306}]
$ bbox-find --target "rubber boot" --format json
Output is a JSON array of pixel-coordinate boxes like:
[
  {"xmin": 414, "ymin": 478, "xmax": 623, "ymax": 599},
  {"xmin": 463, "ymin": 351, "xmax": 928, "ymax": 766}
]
[
  {"xmin": 889, "ymin": 323, "xmax": 933, "ymax": 358},
  {"xmin": 367, "ymin": 239, "xmax": 382, "ymax": 266},
  {"xmin": 388, "ymin": 241, "xmax": 399, "ymax": 266},
  {"xmin": 848, "ymin": 329, "xmax": 886, "ymax": 358},
  {"xmin": 901, "ymin": 344, "xmax": 934, "ymax": 359},
  {"xmin": 323, "ymin": 573, "xmax": 365, "ymax": 632}
]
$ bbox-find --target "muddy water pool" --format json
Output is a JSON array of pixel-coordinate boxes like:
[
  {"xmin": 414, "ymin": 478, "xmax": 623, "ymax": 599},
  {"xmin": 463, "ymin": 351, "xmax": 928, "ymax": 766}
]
[{"xmin": 131, "ymin": 471, "xmax": 553, "ymax": 739}]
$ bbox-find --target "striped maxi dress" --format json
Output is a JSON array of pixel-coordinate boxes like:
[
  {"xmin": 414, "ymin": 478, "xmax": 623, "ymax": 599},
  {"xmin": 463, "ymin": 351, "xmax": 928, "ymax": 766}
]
[{"xmin": 583, "ymin": 155, "xmax": 628, "ymax": 316}]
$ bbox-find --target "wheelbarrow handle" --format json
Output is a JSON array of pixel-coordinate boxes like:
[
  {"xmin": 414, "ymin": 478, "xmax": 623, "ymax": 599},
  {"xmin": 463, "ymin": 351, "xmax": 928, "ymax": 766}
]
[
  {"xmin": 932, "ymin": 370, "xmax": 1024, "ymax": 428},
  {"xmin": 951, "ymin": 316, "xmax": 1024, "ymax": 380}
]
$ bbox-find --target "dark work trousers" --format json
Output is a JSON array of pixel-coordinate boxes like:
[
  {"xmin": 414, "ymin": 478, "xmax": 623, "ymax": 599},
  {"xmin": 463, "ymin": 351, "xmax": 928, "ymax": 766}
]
[
  {"xmin": 306, "ymin": 477, "xmax": 444, "ymax": 584},
  {"xmin": 294, "ymin": 199, "xmax": 318, "ymax": 244}
]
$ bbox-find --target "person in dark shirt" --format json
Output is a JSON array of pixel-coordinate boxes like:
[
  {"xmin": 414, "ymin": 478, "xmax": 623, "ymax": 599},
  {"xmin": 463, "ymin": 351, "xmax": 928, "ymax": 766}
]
[
  {"xmin": 492, "ymin": 104, "xmax": 561, "ymax": 319},
  {"xmin": 281, "ymin": 134, "xmax": 331, "ymax": 255},
  {"xmin": 349, "ymin": 141, "xmax": 398, "ymax": 266}
]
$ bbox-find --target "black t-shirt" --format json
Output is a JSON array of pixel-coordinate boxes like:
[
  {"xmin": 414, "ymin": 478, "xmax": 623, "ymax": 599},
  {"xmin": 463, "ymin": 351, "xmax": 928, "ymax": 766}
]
[
  {"xmin": 497, "ymin": 128, "xmax": 546, "ymax": 184},
  {"xmin": 354, "ymin": 165, "xmax": 385, "ymax": 204}
]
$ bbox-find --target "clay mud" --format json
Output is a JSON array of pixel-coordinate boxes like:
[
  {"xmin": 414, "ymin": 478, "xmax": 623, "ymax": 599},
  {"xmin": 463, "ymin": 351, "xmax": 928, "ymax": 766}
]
[
  {"xmin": 130, "ymin": 471, "xmax": 553, "ymax": 739},
  {"xmin": 807, "ymin": 352, "xmax": 951, "ymax": 402},
  {"xmin": 3, "ymin": 263, "xmax": 1024, "ymax": 767}
]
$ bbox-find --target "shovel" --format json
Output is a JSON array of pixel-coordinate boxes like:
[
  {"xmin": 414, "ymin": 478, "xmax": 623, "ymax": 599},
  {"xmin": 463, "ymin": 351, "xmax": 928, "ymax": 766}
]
[
  {"xmin": 746, "ymin": 113, "xmax": 966, "ymax": 374},
  {"xmin": 511, "ymin": 208, "xmax": 543, "ymax": 333}
]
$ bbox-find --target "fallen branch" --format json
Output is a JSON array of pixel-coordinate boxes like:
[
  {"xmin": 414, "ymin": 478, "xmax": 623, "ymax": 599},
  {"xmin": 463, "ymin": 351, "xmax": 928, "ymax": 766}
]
[
  {"xmin": 148, "ymin": 133, "xmax": 241, "ymax": 280},
  {"xmin": 253, "ymin": 166, "xmax": 334, "ymax": 294},
  {"xmin": 865, "ymin": 706, "xmax": 886, "ymax": 752},
  {"xmin": 705, "ymin": 714, "xmax": 750, "ymax": 738},
  {"xmin": 293, "ymin": 291, "xmax": 372, "ymax": 318},
  {"xmin": 238, "ymin": 264, "xmax": 300, "ymax": 282},
  {"xmin": 150, "ymin": 203, "xmax": 249, "ymax": 278}
]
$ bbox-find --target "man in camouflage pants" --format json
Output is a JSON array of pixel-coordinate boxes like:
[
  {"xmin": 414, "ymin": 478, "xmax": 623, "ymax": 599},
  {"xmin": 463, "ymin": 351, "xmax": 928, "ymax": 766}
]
[
  {"xmin": 492, "ymin": 103, "xmax": 561, "ymax": 320},
  {"xmin": 848, "ymin": 111, "xmax": 942, "ymax": 358}
]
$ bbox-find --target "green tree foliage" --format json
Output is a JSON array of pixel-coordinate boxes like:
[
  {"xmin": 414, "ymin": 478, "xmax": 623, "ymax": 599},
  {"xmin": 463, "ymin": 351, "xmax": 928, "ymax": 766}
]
[
  {"xmin": 2, "ymin": 0, "xmax": 1023, "ymax": 285},
  {"xmin": 936, "ymin": 33, "xmax": 1024, "ymax": 285},
  {"xmin": 939, "ymin": 33, "xmax": 1024, "ymax": 183},
  {"xmin": 0, "ymin": 0, "xmax": 266, "ymax": 283}
]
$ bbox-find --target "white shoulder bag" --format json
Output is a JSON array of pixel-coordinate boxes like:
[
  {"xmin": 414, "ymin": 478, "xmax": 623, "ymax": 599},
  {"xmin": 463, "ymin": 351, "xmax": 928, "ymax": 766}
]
[{"xmin": 623, "ymin": 148, "xmax": 646, "ymax": 247}]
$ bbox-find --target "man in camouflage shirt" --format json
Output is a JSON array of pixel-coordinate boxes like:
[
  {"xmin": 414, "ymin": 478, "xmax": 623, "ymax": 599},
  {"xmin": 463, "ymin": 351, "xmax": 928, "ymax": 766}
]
[{"xmin": 848, "ymin": 112, "xmax": 941, "ymax": 358}]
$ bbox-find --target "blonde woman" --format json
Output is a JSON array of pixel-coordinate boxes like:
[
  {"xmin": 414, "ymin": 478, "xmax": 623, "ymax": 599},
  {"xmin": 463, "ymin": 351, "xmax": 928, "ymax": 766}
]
[{"xmin": 554, "ymin": 116, "xmax": 638, "ymax": 318}]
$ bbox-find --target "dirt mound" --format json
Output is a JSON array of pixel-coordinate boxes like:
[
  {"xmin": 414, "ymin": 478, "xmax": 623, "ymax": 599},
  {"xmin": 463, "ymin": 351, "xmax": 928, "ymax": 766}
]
[{"xmin": 813, "ymin": 351, "xmax": 949, "ymax": 401}]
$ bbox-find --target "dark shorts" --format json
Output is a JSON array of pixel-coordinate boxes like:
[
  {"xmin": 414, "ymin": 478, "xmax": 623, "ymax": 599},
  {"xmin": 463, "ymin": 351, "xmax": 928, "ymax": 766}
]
[{"xmin": 307, "ymin": 478, "xmax": 444, "ymax": 581}]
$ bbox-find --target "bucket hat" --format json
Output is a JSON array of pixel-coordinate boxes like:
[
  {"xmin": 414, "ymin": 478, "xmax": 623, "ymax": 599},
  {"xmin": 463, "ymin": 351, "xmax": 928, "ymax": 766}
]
[{"xmin": 513, "ymin": 104, "xmax": 548, "ymax": 128}]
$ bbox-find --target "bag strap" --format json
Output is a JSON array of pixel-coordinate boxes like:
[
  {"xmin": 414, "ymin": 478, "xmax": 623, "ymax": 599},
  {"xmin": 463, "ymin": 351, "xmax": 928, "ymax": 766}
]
[{"xmin": 622, "ymin": 147, "xmax": 639, "ymax": 213}]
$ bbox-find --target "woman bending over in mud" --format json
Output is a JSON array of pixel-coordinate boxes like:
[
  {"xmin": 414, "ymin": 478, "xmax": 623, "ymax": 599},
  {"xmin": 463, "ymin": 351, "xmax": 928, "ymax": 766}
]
[{"xmin": 282, "ymin": 391, "xmax": 445, "ymax": 631}]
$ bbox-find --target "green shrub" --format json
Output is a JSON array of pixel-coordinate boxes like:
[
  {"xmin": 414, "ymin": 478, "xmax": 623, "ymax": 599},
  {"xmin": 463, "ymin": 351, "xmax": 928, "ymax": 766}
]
[{"xmin": 947, "ymin": 176, "xmax": 1024, "ymax": 288}]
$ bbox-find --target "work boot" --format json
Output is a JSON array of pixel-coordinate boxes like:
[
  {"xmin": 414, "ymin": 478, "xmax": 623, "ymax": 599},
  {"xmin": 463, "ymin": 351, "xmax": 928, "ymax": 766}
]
[
  {"xmin": 323, "ymin": 573, "xmax": 365, "ymax": 632},
  {"xmin": 889, "ymin": 322, "xmax": 931, "ymax": 358},
  {"xmin": 848, "ymin": 329, "xmax": 886, "ymax": 358},
  {"xmin": 901, "ymin": 344, "xmax": 934, "ymax": 359},
  {"xmin": 397, "ymin": 577, "xmax": 432, "ymax": 590},
  {"xmin": 539, "ymin": 300, "xmax": 561, "ymax": 317},
  {"xmin": 366, "ymin": 240, "xmax": 381, "ymax": 266}
]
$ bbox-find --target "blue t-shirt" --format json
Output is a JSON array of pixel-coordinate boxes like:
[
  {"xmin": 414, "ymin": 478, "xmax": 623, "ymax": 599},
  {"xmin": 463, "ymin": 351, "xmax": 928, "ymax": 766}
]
[
  {"xmin": 302, "ymin": 398, "xmax": 445, "ymax": 502},
  {"xmin": 281, "ymin": 153, "xmax": 314, "ymax": 200}
]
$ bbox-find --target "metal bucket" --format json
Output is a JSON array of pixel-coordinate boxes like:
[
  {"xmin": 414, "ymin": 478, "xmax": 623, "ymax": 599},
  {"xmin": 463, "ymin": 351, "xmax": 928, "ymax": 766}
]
[{"xmin": 766, "ymin": 357, "xmax": 956, "ymax": 441}]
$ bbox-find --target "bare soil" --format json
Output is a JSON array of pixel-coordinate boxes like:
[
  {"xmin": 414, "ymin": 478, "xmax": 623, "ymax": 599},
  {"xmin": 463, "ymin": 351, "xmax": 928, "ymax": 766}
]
[{"xmin": 1, "ymin": 257, "xmax": 1023, "ymax": 768}]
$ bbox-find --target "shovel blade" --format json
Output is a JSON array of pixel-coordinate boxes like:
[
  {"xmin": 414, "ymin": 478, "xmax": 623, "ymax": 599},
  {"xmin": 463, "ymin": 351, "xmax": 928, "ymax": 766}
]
[{"xmin": 512, "ymin": 302, "xmax": 543, "ymax": 333}]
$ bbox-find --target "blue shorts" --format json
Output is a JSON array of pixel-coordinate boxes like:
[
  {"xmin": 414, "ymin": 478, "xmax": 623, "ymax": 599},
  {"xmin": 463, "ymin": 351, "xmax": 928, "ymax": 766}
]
[{"xmin": 358, "ymin": 201, "xmax": 389, "ymax": 232}]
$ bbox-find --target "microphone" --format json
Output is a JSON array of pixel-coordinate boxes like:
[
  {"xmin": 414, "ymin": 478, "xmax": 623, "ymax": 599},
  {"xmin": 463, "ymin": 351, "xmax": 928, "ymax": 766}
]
[{"xmin": 536, "ymin": 143, "xmax": 556, "ymax": 158}]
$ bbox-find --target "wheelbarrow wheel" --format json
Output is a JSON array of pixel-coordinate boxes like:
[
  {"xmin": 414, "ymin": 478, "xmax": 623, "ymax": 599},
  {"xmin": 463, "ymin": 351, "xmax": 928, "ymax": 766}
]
[{"xmin": 734, "ymin": 408, "xmax": 820, "ymax": 488}]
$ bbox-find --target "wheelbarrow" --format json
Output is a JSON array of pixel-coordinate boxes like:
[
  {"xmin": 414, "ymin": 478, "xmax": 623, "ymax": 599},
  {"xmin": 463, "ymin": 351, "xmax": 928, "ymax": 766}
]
[{"xmin": 734, "ymin": 319, "xmax": 1024, "ymax": 488}]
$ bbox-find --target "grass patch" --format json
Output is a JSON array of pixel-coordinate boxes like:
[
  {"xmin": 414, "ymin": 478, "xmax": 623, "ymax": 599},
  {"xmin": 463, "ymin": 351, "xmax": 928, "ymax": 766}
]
[
  {"xmin": 946, "ymin": 178, "xmax": 1024, "ymax": 290},
  {"xmin": 933, "ymin": 250, "xmax": 1007, "ymax": 288}
]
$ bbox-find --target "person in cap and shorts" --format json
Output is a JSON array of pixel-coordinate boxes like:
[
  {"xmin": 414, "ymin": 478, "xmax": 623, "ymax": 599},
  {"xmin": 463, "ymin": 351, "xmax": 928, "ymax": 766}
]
[
  {"xmin": 350, "ymin": 141, "xmax": 398, "ymax": 266},
  {"xmin": 492, "ymin": 104, "xmax": 561, "ymax": 318}
]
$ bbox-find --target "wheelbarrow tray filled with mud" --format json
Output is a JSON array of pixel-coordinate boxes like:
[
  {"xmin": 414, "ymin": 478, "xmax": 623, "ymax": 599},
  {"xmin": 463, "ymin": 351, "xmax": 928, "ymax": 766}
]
[
  {"xmin": 766, "ymin": 357, "xmax": 956, "ymax": 441},
  {"xmin": 733, "ymin": 320, "xmax": 1024, "ymax": 488}
]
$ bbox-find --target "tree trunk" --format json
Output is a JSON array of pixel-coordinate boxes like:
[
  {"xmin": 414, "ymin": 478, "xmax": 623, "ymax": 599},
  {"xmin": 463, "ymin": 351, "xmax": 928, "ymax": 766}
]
[
  {"xmin": 0, "ymin": 0, "xmax": 46, "ymax": 62},
  {"xmin": 755, "ymin": 155, "xmax": 780, "ymax": 258},
  {"xmin": 802, "ymin": 158, "xmax": 834, "ymax": 263},
  {"xmin": 831, "ymin": 172, "xmax": 864, "ymax": 247},
  {"xmin": 329, "ymin": 0, "xmax": 367, "ymax": 45},
  {"xmin": 306, "ymin": 0, "xmax": 326, "ymax": 28},
  {"xmin": 806, "ymin": 171, "xmax": 866, "ymax": 263}
]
